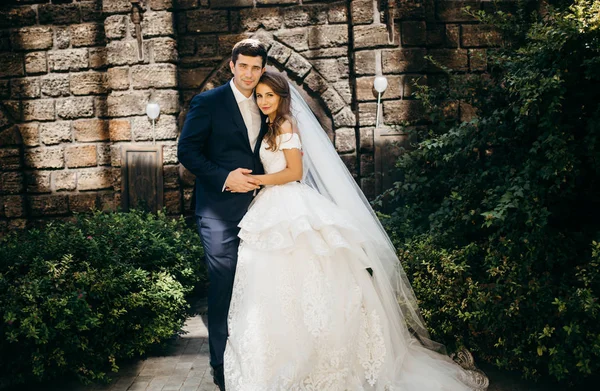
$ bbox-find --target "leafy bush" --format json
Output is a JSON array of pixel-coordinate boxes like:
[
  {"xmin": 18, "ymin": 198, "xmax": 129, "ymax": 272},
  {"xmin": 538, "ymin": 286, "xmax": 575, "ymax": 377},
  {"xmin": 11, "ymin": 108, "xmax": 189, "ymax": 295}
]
[
  {"xmin": 381, "ymin": 0, "xmax": 600, "ymax": 384},
  {"xmin": 0, "ymin": 210, "xmax": 206, "ymax": 387}
]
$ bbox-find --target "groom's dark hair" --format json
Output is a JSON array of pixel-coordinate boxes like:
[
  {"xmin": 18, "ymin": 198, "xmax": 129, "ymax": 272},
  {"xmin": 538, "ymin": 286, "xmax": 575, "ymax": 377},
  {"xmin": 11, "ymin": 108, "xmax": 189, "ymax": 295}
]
[{"xmin": 232, "ymin": 39, "xmax": 268, "ymax": 68}]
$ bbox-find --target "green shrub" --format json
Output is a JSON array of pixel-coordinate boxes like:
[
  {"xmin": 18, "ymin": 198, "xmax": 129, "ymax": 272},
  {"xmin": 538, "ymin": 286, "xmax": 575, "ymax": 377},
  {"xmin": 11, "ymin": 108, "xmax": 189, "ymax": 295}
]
[
  {"xmin": 380, "ymin": 0, "xmax": 600, "ymax": 384},
  {"xmin": 0, "ymin": 210, "xmax": 206, "ymax": 387}
]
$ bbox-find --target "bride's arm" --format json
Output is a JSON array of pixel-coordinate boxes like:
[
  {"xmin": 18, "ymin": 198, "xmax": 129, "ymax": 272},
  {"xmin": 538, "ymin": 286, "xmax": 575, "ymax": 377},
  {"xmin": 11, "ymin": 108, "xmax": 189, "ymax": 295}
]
[{"xmin": 251, "ymin": 144, "xmax": 303, "ymax": 186}]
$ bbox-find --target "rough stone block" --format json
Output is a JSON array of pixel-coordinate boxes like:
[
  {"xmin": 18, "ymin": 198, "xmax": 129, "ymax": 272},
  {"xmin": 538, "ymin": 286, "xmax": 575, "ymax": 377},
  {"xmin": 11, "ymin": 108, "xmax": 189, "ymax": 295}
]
[
  {"xmin": 70, "ymin": 72, "xmax": 108, "ymax": 95},
  {"xmin": 340, "ymin": 153, "xmax": 357, "ymax": 178},
  {"xmin": 304, "ymin": 70, "xmax": 328, "ymax": 94},
  {"xmin": 461, "ymin": 24, "xmax": 502, "ymax": 48},
  {"xmin": 18, "ymin": 123, "xmax": 40, "ymax": 146},
  {"xmin": 107, "ymin": 40, "xmax": 147, "ymax": 66},
  {"xmin": 335, "ymin": 127, "xmax": 356, "ymax": 153},
  {"xmin": 267, "ymin": 41, "xmax": 292, "ymax": 66},
  {"xmin": 11, "ymin": 27, "xmax": 53, "ymax": 51},
  {"xmin": 359, "ymin": 127, "xmax": 374, "ymax": 152},
  {"xmin": 49, "ymin": 49, "xmax": 89, "ymax": 72},
  {"xmin": 308, "ymin": 25, "xmax": 348, "ymax": 49},
  {"xmin": 24, "ymin": 147, "xmax": 65, "ymax": 169},
  {"xmin": 321, "ymin": 87, "xmax": 345, "ymax": 115},
  {"xmin": 81, "ymin": 0, "xmax": 103, "ymax": 22},
  {"xmin": 89, "ymin": 48, "xmax": 108, "ymax": 70},
  {"xmin": 39, "ymin": 3, "xmax": 80, "ymax": 25},
  {"xmin": 354, "ymin": 50, "xmax": 376, "ymax": 75},
  {"xmin": 151, "ymin": 38, "xmax": 178, "ymax": 63},
  {"xmin": 23, "ymin": 100, "xmax": 55, "ymax": 121},
  {"xmin": 107, "ymin": 91, "xmax": 150, "ymax": 117},
  {"xmin": 10, "ymin": 78, "xmax": 40, "ymax": 99},
  {"xmin": 29, "ymin": 195, "xmax": 69, "ymax": 217},
  {"xmin": 25, "ymin": 52, "xmax": 47, "ymax": 75},
  {"xmin": 163, "ymin": 165, "xmax": 179, "ymax": 189},
  {"xmin": 176, "ymin": 0, "xmax": 198, "ymax": 9},
  {"xmin": 97, "ymin": 143, "xmax": 111, "ymax": 165},
  {"xmin": 358, "ymin": 102, "xmax": 377, "ymax": 126},
  {"xmin": 286, "ymin": 52, "xmax": 312, "ymax": 78},
  {"xmin": 53, "ymin": 171, "xmax": 77, "ymax": 191},
  {"xmin": 40, "ymin": 121, "xmax": 71, "ymax": 145},
  {"xmin": 218, "ymin": 34, "xmax": 252, "ymax": 57},
  {"xmin": 25, "ymin": 171, "xmax": 51, "ymax": 193},
  {"xmin": 77, "ymin": 168, "xmax": 112, "ymax": 191},
  {"xmin": 132, "ymin": 115, "xmax": 178, "ymax": 141},
  {"xmin": 383, "ymin": 100, "xmax": 424, "ymax": 123},
  {"xmin": 428, "ymin": 49, "xmax": 469, "ymax": 72},
  {"xmin": 71, "ymin": 23, "xmax": 106, "ymax": 47},
  {"xmin": 356, "ymin": 76, "xmax": 401, "ymax": 102},
  {"xmin": 102, "ymin": 0, "xmax": 131, "ymax": 14},
  {"xmin": 104, "ymin": 15, "xmax": 127, "ymax": 40},
  {"xmin": 162, "ymin": 142, "xmax": 178, "ymax": 164},
  {"xmin": 0, "ymin": 53, "xmax": 24, "ymax": 78},
  {"xmin": 240, "ymin": 7, "xmax": 282, "ymax": 31},
  {"xmin": 150, "ymin": 90, "xmax": 180, "ymax": 114},
  {"xmin": 55, "ymin": 27, "xmax": 71, "ymax": 49},
  {"xmin": 0, "ymin": 172, "xmax": 24, "ymax": 194},
  {"xmin": 187, "ymin": 10, "xmax": 228, "ymax": 33},
  {"xmin": 41, "ymin": 75, "xmax": 70, "ymax": 97},
  {"xmin": 139, "ymin": 11, "xmax": 174, "ymax": 38},
  {"xmin": 212, "ymin": 0, "xmax": 253, "ymax": 7},
  {"xmin": 328, "ymin": 2, "xmax": 347, "ymax": 23},
  {"xmin": 353, "ymin": 24, "xmax": 389, "ymax": 49},
  {"xmin": 57, "ymin": 97, "xmax": 95, "ymax": 120},
  {"xmin": 109, "ymin": 119, "xmax": 131, "ymax": 141},
  {"xmin": 274, "ymin": 28, "xmax": 308, "ymax": 52},
  {"xmin": 333, "ymin": 107, "xmax": 356, "ymax": 127},
  {"xmin": 402, "ymin": 21, "xmax": 426, "ymax": 46},
  {"xmin": 360, "ymin": 153, "xmax": 374, "ymax": 174},
  {"xmin": 106, "ymin": 67, "xmax": 129, "ymax": 91},
  {"xmin": 0, "ymin": 6, "xmax": 37, "ymax": 28},
  {"xmin": 178, "ymin": 68, "xmax": 212, "ymax": 89},
  {"xmin": 310, "ymin": 58, "xmax": 340, "ymax": 82},
  {"xmin": 73, "ymin": 119, "xmax": 109, "ymax": 142},
  {"xmin": 68, "ymin": 193, "xmax": 97, "ymax": 212},
  {"xmin": 382, "ymin": 48, "xmax": 427, "ymax": 73},
  {"xmin": 66, "ymin": 145, "xmax": 98, "ymax": 168},
  {"xmin": 130, "ymin": 64, "xmax": 177, "ymax": 89},
  {"xmin": 334, "ymin": 80, "xmax": 352, "ymax": 104},
  {"xmin": 436, "ymin": 1, "xmax": 479, "ymax": 23},
  {"xmin": 351, "ymin": 0, "xmax": 374, "ymax": 25},
  {"xmin": 0, "ymin": 81, "xmax": 9, "ymax": 99},
  {"xmin": 149, "ymin": 0, "xmax": 174, "ymax": 11},
  {"xmin": 164, "ymin": 190, "xmax": 181, "ymax": 214},
  {"xmin": 4, "ymin": 195, "xmax": 25, "ymax": 218}
]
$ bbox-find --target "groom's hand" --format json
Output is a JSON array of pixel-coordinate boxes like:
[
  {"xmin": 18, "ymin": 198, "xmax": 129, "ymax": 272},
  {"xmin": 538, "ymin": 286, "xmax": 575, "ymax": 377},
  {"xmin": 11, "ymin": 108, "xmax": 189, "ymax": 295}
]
[{"xmin": 225, "ymin": 168, "xmax": 261, "ymax": 193}]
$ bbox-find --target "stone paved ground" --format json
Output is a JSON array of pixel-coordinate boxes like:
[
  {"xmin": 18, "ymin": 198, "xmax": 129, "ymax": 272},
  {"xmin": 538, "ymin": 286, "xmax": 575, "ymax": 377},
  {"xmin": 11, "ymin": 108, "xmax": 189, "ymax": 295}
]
[{"xmin": 23, "ymin": 298, "xmax": 589, "ymax": 391}]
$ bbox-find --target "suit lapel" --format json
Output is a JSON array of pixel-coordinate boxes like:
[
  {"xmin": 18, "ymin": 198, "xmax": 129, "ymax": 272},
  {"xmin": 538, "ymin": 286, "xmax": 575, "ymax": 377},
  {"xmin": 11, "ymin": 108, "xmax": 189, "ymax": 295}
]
[{"xmin": 223, "ymin": 84, "xmax": 252, "ymax": 150}]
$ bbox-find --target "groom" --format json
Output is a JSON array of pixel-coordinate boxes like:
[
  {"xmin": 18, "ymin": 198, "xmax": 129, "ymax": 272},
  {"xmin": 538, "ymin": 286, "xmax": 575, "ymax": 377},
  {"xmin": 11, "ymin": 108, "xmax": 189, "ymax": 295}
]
[{"xmin": 177, "ymin": 39, "xmax": 268, "ymax": 390}]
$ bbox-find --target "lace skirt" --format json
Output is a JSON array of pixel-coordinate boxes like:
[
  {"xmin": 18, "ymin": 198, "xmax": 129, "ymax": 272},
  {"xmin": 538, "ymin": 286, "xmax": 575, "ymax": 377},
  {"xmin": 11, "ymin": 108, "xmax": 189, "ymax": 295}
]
[{"xmin": 224, "ymin": 182, "xmax": 485, "ymax": 391}]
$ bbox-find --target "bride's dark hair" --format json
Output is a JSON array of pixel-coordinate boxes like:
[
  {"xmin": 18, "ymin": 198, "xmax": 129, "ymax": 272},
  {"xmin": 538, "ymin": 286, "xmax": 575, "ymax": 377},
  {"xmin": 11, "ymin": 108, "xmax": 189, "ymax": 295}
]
[{"xmin": 257, "ymin": 71, "xmax": 294, "ymax": 151}]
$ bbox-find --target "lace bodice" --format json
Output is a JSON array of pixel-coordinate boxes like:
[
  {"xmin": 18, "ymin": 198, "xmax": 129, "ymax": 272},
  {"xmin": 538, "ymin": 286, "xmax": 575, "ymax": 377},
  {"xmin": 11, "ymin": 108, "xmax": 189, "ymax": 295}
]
[{"xmin": 259, "ymin": 133, "xmax": 302, "ymax": 174}]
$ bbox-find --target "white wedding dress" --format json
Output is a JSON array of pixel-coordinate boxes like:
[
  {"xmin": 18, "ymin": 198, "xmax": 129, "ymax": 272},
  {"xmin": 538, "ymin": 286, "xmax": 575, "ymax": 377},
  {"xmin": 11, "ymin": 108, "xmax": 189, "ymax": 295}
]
[{"xmin": 223, "ymin": 133, "xmax": 487, "ymax": 391}]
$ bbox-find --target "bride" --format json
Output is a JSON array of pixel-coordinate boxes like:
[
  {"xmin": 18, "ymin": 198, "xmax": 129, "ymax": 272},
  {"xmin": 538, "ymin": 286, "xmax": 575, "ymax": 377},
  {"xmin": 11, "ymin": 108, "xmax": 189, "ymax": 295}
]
[{"xmin": 223, "ymin": 71, "xmax": 488, "ymax": 391}]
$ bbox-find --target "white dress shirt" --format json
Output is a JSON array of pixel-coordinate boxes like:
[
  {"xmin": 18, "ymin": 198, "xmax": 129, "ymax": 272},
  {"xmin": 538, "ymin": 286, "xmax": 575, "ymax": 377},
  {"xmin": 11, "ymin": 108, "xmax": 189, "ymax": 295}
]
[
  {"xmin": 224, "ymin": 79, "xmax": 262, "ymax": 193},
  {"xmin": 229, "ymin": 79, "xmax": 261, "ymax": 152}
]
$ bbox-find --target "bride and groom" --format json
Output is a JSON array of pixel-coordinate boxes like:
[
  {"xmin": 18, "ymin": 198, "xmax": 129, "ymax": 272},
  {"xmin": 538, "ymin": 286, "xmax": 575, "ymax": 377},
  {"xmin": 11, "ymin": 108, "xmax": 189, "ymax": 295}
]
[{"xmin": 178, "ymin": 39, "xmax": 488, "ymax": 391}]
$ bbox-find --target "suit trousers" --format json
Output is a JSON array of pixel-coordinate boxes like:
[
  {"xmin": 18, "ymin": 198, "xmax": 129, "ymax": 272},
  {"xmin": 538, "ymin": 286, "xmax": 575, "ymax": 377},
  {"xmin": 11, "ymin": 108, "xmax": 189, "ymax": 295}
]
[{"xmin": 195, "ymin": 216, "xmax": 241, "ymax": 368}]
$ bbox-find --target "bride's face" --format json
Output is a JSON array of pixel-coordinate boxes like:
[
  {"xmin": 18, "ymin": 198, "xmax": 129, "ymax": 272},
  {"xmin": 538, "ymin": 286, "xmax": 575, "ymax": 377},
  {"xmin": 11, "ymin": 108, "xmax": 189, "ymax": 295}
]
[{"xmin": 255, "ymin": 83, "xmax": 280, "ymax": 117}]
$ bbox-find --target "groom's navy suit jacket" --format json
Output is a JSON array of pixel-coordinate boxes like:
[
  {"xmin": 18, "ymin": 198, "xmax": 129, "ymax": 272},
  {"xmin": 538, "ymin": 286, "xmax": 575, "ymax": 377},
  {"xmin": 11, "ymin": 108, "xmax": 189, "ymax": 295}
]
[{"xmin": 178, "ymin": 83, "xmax": 266, "ymax": 222}]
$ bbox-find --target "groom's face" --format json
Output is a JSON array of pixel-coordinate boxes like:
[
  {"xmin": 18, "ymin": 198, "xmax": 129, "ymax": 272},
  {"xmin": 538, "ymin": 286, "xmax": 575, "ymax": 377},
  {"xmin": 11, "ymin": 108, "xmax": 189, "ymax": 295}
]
[{"xmin": 230, "ymin": 54, "xmax": 265, "ymax": 97}]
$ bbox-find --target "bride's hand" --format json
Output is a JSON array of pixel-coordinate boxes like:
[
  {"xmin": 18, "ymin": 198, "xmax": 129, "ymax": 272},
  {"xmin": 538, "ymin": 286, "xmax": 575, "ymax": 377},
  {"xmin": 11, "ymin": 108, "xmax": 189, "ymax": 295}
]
[{"xmin": 246, "ymin": 174, "xmax": 263, "ymax": 186}]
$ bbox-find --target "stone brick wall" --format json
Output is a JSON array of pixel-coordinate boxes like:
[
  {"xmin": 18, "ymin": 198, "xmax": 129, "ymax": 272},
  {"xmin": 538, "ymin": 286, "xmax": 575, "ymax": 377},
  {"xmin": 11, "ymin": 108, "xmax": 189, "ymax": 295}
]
[{"xmin": 0, "ymin": 0, "xmax": 516, "ymax": 232}]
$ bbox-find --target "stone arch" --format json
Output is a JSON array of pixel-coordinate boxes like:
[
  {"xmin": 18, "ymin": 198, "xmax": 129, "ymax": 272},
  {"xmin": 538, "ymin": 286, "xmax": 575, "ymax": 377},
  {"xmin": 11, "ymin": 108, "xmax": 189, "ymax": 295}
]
[{"xmin": 194, "ymin": 30, "xmax": 356, "ymax": 146}]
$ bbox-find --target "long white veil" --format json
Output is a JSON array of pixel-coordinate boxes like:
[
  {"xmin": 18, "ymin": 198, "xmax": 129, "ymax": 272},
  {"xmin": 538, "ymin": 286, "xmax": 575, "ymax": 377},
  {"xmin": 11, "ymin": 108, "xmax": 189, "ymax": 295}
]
[{"xmin": 289, "ymin": 83, "xmax": 441, "ymax": 353}]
